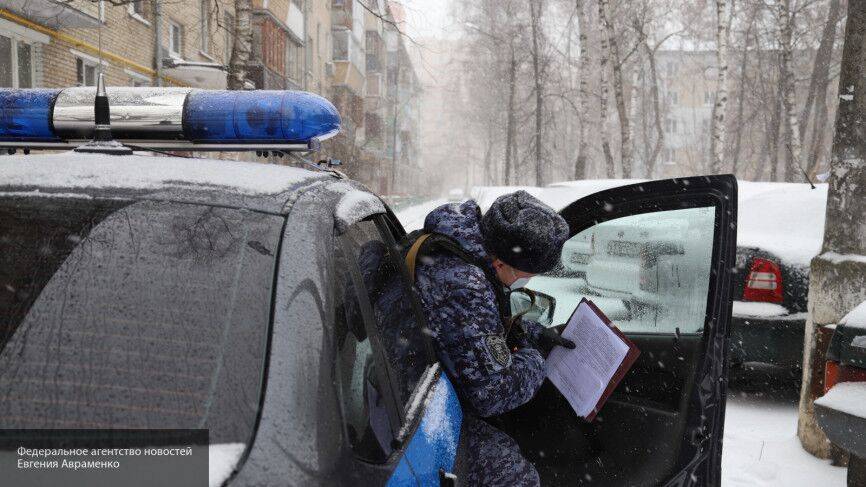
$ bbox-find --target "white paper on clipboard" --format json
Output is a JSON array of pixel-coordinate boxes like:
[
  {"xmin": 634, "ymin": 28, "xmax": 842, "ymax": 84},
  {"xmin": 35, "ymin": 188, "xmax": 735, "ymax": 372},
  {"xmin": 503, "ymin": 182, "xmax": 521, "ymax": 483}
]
[{"xmin": 544, "ymin": 300, "xmax": 630, "ymax": 418}]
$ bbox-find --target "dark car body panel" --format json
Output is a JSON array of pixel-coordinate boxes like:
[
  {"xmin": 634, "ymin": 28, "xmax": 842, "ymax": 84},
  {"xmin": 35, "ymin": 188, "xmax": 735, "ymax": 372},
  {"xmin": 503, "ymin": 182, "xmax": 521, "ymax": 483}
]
[{"xmin": 729, "ymin": 247, "xmax": 810, "ymax": 369}]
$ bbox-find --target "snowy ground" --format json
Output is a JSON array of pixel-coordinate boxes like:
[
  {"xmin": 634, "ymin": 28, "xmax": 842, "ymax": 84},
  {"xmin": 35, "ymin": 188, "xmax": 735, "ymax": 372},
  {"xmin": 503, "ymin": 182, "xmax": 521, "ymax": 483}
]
[
  {"xmin": 394, "ymin": 197, "xmax": 449, "ymax": 231},
  {"xmin": 723, "ymin": 368, "xmax": 846, "ymax": 486}
]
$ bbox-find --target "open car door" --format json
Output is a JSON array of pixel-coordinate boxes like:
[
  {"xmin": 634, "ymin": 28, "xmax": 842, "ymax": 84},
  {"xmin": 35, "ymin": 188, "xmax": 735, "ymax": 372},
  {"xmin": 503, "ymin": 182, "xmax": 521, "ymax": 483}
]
[{"xmin": 492, "ymin": 175, "xmax": 737, "ymax": 486}]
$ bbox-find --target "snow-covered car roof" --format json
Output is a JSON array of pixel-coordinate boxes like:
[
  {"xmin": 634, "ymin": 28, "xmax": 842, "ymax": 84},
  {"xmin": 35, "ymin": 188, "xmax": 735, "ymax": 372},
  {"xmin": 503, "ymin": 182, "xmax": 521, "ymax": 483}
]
[
  {"xmin": 0, "ymin": 151, "xmax": 333, "ymax": 214},
  {"xmin": 471, "ymin": 179, "xmax": 828, "ymax": 267}
]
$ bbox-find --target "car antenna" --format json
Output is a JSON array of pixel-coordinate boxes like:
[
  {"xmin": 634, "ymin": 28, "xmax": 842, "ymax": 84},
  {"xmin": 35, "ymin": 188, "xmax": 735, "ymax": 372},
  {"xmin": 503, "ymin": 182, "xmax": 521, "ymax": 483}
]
[{"xmin": 74, "ymin": 73, "xmax": 133, "ymax": 155}]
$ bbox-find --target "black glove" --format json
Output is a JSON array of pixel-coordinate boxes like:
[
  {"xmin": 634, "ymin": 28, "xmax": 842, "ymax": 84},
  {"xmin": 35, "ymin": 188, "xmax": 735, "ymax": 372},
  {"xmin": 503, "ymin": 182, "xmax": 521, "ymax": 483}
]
[{"xmin": 534, "ymin": 326, "xmax": 576, "ymax": 357}]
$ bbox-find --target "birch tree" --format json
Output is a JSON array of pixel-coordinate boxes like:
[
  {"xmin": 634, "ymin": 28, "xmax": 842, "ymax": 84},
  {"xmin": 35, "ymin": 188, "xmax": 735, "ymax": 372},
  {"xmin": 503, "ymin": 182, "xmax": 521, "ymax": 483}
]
[
  {"xmin": 530, "ymin": 0, "xmax": 546, "ymax": 186},
  {"xmin": 710, "ymin": 0, "xmax": 730, "ymax": 173},
  {"xmin": 597, "ymin": 0, "xmax": 616, "ymax": 177},
  {"xmin": 778, "ymin": 0, "xmax": 804, "ymax": 181},
  {"xmin": 598, "ymin": 0, "xmax": 632, "ymax": 177},
  {"xmin": 802, "ymin": 0, "xmax": 843, "ymax": 177},
  {"xmin": 575, "ymin": 0, "xmax": 592, "ymax": 180},
  {"xmin": 227, "ymin": 0, "xmax": 252, "ymax": 90}
]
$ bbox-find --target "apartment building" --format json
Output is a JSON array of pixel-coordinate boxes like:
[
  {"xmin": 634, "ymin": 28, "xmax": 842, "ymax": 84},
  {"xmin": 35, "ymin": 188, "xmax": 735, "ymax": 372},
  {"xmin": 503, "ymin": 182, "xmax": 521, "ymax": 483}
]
[
  {"xmin": 0, "ymin": 0, "xmax": 424, "ymax": 194},
  {"xmin": 0, "ymin": 0, "xmax": 234, "ymax": 89}
]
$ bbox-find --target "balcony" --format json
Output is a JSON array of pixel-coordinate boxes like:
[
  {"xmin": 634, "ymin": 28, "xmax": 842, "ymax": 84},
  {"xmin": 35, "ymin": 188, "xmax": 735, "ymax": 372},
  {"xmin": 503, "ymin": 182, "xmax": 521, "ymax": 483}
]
[{"xmin": 2, "ymin": 0, "xmax": 100, "ymax": 28}]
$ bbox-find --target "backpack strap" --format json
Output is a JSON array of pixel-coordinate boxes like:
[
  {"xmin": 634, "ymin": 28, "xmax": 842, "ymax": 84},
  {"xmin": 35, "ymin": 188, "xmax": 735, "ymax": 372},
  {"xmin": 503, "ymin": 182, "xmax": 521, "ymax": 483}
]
[
  {"xmin": 405, "ymin": 233, "xmax": 433, "ymax": 283},
  {"xmin": 404, "ymin": 232, "xmax": 512, "ymax": 330}
]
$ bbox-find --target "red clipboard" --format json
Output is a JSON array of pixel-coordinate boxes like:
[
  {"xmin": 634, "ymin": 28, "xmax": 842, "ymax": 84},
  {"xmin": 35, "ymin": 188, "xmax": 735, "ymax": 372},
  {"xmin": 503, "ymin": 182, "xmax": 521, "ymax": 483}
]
[{"xmin": 574, "ymin": 298, "xmax": 641, "ymax": 422}]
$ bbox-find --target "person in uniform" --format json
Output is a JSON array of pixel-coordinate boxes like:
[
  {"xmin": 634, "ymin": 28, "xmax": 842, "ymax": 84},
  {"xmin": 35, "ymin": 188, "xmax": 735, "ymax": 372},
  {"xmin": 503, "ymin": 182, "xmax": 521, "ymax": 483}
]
[{"xmin": 414, "ymin": 190, "xmax": 574, "ymax": 486}]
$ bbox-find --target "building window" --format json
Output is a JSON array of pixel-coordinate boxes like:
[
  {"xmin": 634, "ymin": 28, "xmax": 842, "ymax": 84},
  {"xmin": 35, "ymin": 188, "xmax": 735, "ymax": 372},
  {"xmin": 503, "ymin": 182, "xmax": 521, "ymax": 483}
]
[
  {"xmin": 704, "ymin": 91, "xmax": 713, "ymax": 106},
  {"xmin": 366, "ymin": 30, "xmax": 381, "ymax": 72},
  {"xmin": 286, "ymin": 39, "xmax": 301, "ymax": 83},
  {"xmin": 662, "ymin": 148, "xmax": 676, "ymax": 165},
  {"xmin": 668, "ymin": 90, "xmax": 678, "ymax": 106},
  {"xmin": 98, "ymin": 1, "xmax": 105, "ymax": 22},
  {"xmin": 169, "ymin": 21, "xmax": 183, "ymax": 58},
  {"xmin": 76, "ymin": 58, "xmax": 97, "ymax": 87},
  {"xmin": 664, "ymin": 118, "xmax": 678, "ymax": 135},
  {"xmin": 0, "ymin": 35, "xmax": 34, "ymax": 88},
  {"xmin": 126, "ymin": 69, "xmax": 150, "ymax": 87},
  {"xmin": 333, "ymin": 29, "xmax": 348, "ymax": 61},
  {"xmin": 200, "ymin": 0, "xmax": 211, "ymax": 54}
]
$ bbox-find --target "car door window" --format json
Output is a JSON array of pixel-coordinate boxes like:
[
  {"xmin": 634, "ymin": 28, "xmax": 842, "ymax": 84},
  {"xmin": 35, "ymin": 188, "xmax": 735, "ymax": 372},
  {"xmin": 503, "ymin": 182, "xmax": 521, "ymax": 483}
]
[
  {"xmin": 530, "ymin": 206, "xmax": 716, "ymax": 334},
  {"xmin": 333, "ymin": 236, "xmax": 396, "ymax": 463},
  {"xmin": 342, "ymin": 219, "xmax": 430, "ymax": 406}
]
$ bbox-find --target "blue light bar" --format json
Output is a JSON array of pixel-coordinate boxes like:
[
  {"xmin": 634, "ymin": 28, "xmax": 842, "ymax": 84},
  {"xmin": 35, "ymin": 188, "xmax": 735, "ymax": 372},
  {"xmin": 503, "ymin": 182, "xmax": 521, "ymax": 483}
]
[
  {"xmin": 183, "ymin": 90, "xmax": 341, "ymax": 143},
  {"xmin": 0, "ymin": 88, "xmax": 341, "ymax": 149},
  {"xmin": 0, "ymin": 89, "xmax": 61, "ymax": 142}
]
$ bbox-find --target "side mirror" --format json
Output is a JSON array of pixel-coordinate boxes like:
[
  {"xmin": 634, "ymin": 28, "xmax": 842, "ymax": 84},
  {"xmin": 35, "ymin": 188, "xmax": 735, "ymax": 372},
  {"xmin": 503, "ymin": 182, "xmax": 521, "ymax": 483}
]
[{"xmin": 509, "ymin": 289, "xmax": 557, "ymax": 328}]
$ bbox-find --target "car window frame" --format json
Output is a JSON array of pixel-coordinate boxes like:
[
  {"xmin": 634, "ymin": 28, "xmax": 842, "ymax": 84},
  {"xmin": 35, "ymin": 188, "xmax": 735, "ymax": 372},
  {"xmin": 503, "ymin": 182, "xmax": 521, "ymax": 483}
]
[
  {"xmin": 555, "ymin": 175, "xmax": 737, "ymax": 485},
  {"xmin": 369, "ymin": 213, "xmax": 442, "ymax": 447},
  {"xmin": 334, "ymin": 232, "xmax": 405, "ymax": 453},
  {"xmin": 558, "ymin": 180, "xmax": 736, "ymax": 340}
]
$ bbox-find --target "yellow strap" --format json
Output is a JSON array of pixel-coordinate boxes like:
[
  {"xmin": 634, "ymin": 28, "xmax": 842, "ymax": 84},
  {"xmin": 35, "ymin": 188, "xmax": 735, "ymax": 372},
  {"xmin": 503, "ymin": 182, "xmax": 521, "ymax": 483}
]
[{"xmin": 405, "ymin": 233, "xmax": 433, "ymax": 284}]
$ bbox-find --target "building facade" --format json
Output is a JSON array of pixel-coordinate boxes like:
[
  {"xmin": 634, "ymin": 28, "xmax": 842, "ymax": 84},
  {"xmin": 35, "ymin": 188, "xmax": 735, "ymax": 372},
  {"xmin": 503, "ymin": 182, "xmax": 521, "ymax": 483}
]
[{"xmin": 0, "ymin": 0, "xmax": 424, "ymax": 195}]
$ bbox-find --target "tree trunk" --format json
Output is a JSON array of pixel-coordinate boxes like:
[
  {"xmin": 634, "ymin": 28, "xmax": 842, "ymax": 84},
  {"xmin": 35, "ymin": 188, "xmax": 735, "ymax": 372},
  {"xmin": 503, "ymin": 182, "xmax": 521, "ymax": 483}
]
[
  {"xmin": 779, "ymin": 0, "xmax": 803, "ymax": 182},
  {"xmin": 806, "ymin": 0, "xmax": 844, "ymax": 177},
  {"xmin": 597, "ymin": 0, "xmax": 615, "ymax": 177},
  {"xmin": 800, "ymin": 0, "xmax": 842, "ymax": 145},
  {"xmin": 629, "ymin": 65, "xmax": 641, "ymax": 176},
  {"xmin": 505, "ymin": 47, "xmax": 517, "ymax": 186},
  {"xmin": 798, "ymin": 0, "xmax": 866, "ymax": 459},
  {"xmin": 711, "ymin": 0, "xmax": 730, "ymax": 173},
  {"xmin": 599, "ymin": 0, "xmax": 631, "ymax": 178},
  {"xmin": 769, "ymin": 73, "xmax": 783, "ymax": 181},
  {"xmin": 575, "ymin": 0, "xmax": 591, "ymax": 180},
  {"xmin": 227, "ymin": 0, "xmax": 253, "ymax": 90},
  {"xmin": 643, "ymin": 40, "xmax": 664, "ymax": 178},
  {"xmin": 530, "ymin": 0, "xmax": 545, "ymax": 187},
  {"xmin": 731, "ymin": 14, "xmax": 754, "ymax": 174}
]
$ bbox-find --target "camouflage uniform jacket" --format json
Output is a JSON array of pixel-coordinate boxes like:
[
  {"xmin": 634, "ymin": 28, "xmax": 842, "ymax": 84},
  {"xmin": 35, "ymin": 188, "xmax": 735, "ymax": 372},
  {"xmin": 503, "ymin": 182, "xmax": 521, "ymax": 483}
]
[{"xmin": 415, "ymin": 200, "xmax": 547, "ymax": 418}]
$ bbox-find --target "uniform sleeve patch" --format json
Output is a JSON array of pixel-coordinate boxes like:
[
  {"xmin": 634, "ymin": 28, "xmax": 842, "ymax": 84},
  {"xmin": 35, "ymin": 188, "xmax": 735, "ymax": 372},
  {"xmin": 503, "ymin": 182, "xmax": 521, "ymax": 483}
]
[{"xmin": 484, "ymin": 335, "xmax": 512, "ymax": 368}]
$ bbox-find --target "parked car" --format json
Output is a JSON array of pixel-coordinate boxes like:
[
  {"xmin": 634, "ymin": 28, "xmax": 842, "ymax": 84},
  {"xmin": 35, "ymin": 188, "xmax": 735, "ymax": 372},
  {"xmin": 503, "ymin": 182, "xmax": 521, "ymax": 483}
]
[
  {"xmin": 1, "ymin": 86, "xmax": 737, "ymax": 486},
  {"xmin": 815, "ymin": 301, "xmax": 866, "ymax": 486},
  {"xmin": 474, "ymin": 179, "xmax": 827, "ymax": 372}
]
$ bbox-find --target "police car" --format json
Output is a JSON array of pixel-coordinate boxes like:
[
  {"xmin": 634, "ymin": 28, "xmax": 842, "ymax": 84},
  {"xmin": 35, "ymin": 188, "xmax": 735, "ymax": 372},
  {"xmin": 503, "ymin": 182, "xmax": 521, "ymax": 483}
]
[{"xmin": 0, "ymin": 79, "xmax": 737, "ymax": 486}]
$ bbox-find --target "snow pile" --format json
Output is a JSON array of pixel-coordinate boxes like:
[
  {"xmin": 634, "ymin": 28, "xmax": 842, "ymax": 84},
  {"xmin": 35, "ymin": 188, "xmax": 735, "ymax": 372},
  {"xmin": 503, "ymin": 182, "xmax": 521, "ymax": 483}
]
[
  {"xmin": 841, "ymin": 300, "xmax": 866, "ymax": 330},
  {"xmin": 398, "ymin": 179, "xmax": 828, "ymax": 267},
  {"xmin": 732, "ymin": 301, "xmax": 789, "ymax": 318},
  {"xmin": 737, "ymin": 181, "xmax": 827, "ymax": 266},
  {"xmin": 819, "ymin": 252, "xmax": 866, "ymax": 265},
  {"xmin": 209, "ymin": 443, "xmax": 246, "ymax": 487},
  {"xmin": 0, "ymin": 152, "xmax": 320, "ymax": 195},
  {"xmin": 815, "ymin": 382, "xmax": 866, "ymax": 419},
  {"xmin": 394, "ymin": 198, "xmax": 448, "ymax": 232},
  {"xmin": 471, "ymin": 180, "xmax": 646, "ymax": 213},
  {"xmin": 722, "ymin": 394, "xmax": 845, "ymax": 486}
]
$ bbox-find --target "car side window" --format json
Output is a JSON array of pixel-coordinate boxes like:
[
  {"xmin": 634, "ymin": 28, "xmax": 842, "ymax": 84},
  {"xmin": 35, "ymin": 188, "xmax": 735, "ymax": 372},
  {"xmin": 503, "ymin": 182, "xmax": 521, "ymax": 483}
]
[
  {"xmin": 341, "ymin": 220, "xmax": 430, "ymax": 405},
  {"xmin": 529, "ymin": 206, "xmax": 716, "ymax": 334},
  {"xmin": 333, "ymin": 237, "xmax": 395, "ymax": 463}
]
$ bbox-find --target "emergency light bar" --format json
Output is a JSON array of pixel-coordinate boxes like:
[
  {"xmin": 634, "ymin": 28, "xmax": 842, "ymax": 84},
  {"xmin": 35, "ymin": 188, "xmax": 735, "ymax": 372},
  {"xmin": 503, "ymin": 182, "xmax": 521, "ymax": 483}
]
[{"xmin": 0, "ymin": 87, "xmax": 341, "ymax": 152}]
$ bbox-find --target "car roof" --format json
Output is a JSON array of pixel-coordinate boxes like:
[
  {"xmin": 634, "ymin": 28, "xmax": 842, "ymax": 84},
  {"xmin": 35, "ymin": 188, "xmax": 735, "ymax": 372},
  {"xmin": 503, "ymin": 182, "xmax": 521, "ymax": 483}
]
[{"xmin": 0, "ymin": 151, "xmax": 336, "ymax": 214}]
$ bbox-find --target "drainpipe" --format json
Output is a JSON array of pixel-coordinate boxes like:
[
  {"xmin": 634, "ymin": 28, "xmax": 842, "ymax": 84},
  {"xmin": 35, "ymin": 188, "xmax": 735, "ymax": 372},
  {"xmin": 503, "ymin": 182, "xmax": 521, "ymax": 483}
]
[{"xmin": 153, "ymin": 0, "xmax": 163, "ymax": 86}]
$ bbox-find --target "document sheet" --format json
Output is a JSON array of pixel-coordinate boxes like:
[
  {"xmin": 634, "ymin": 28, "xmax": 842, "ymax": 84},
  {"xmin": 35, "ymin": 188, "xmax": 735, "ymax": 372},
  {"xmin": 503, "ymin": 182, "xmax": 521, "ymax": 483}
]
[{"xmin": 545, "ymin": 301, "xmax": 631, "ymax": 418}]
